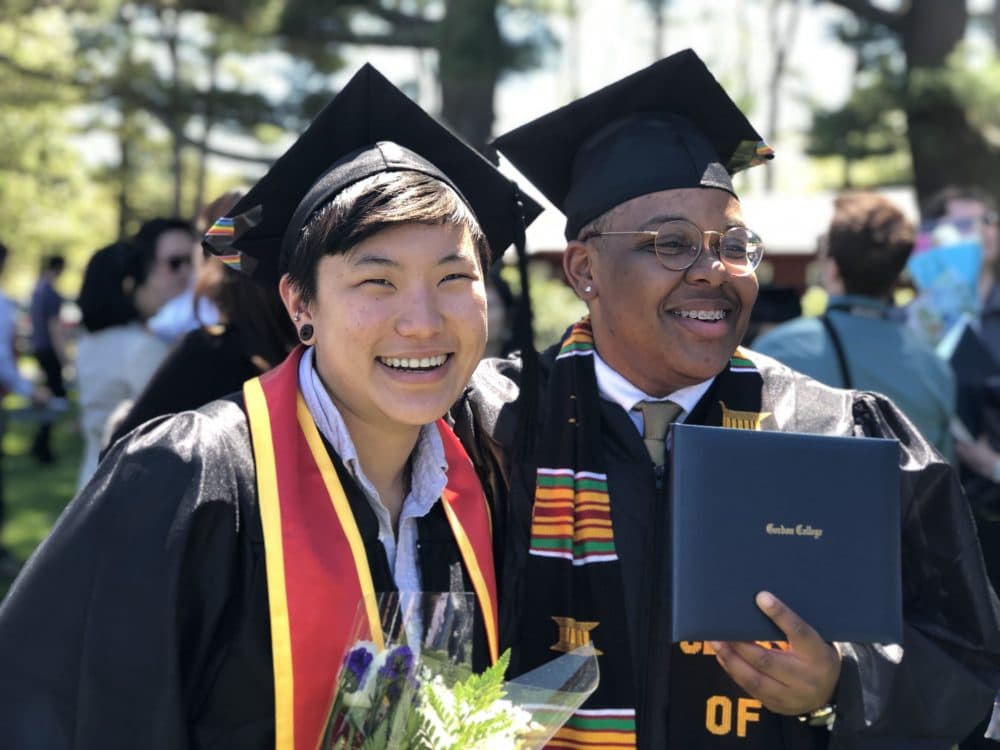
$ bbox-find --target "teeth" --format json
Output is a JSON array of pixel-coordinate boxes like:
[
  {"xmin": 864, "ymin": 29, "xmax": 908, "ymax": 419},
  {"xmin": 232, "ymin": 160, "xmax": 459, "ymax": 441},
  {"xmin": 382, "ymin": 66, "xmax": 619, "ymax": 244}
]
[
  {"xmin": 380, "ymin": 354, "xmax": 448, "ymax": 370},
  {"xmin": 673, "ymin": 309, "xmax": 727, "ymax": 321}
]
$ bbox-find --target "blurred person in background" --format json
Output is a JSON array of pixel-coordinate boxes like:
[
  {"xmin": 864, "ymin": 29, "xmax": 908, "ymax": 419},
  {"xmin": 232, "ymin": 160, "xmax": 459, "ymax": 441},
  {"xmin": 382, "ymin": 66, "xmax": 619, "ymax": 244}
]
[
  {"xmin": 754, "ymin": 192, "xmax": 956, "ymax": 458},
  {"xmin": 132, "ymin": 217, "xmax": 201, "ymax": 343},
  {"xmin": 922, "ymin": 186, "xmax": 1000, "ymax": 356},
  {"xmin": 922, "ymin": 188, "xmax": 1000, "ymax": 750},
  {"xmin": 0, "ymin": 241, "xmax": 50, "ymax": 575},
  {"xmin": 28, "ymin": 254, "xmax": 66, "ymax": 465},
  {"xmin": 920, "ymin": 187, "xmax": 1000, "ymax": 497},
  {"xmin": 145, "ymin": 215, "xmax": 221, "ymax": 344},
  {"xmin": 106, "ymin": 188, "xmax": 298, "ymax": 447},
  {"xmin": 74, "ymin": 240, "xmax": 170, "ymax": 489}
]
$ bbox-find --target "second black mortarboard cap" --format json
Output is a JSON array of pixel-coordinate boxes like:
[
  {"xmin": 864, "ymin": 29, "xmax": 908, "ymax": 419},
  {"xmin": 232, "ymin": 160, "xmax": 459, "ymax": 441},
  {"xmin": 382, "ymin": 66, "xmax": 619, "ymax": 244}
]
[
  {"xmin": 492, "ymin": 48, "xmax": 774, "ymax": 240},
  {"xmin": 204, "ymin": 63, "xmax": 541, "ymax": 282}
]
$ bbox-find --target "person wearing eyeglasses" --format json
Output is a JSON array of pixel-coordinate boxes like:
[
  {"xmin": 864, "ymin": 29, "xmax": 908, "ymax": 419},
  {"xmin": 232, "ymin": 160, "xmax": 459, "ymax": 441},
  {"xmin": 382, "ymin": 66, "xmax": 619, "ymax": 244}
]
[
  {"xmin": 144, "ymin": 212, "xmax": 226, "ymax": 344},
  {"xmin": 453, "ymin": 50, "xmax": 1000, "ymax": 748},
  {"xmin": 132, "ymin": 217, "xmax": 197, "ymax": 317}
]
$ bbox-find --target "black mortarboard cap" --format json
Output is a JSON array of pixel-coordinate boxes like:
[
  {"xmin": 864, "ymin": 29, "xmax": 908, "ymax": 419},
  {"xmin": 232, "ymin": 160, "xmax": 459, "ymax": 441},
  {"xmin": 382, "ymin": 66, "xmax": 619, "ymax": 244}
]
[
  {"xmin": 492, "ymin": 48, "xmax": 773, "ymax": 240},
  {"xmin": 751, "ymin": 286, "xmax": 802, "ymax": 324},
  {"xmin": 203, "ymin": 63, "xmax": 542, "ymax": 282}
]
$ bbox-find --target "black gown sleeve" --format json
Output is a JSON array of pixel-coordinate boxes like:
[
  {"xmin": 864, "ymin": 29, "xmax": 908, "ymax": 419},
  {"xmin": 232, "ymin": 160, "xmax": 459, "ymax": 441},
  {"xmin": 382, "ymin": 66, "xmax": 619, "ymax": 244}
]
[
  {"xmin": 831, "ymin": 391, "xmax": 1000, "ymax": 746},
  {"xmin": 0, "ymin": 399, "xmax": 258, "ymax": 750}
]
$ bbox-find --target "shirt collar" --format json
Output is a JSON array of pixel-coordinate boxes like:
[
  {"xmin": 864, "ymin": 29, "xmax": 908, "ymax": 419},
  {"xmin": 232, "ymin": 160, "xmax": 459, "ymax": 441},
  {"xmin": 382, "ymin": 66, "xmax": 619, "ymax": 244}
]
[
  {"xmin": 592, "ymin": 349, "xmax": 714, "ymax": 422},
  {"xmin": 827, "ymin": 294, "xmax": 902, "ymax": 320},
  {"xmin": 297, "ymin": 347, "xmax": 447, "ymax": 516}
]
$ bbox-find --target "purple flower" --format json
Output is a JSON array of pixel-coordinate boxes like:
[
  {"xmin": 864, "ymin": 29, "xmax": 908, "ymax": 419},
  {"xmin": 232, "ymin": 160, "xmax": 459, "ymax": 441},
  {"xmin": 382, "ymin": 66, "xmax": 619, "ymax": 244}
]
[
  {"xmin": 377, "ymin": 645, "xmax": 414, "ymax": 681},
  {"xmin": 342, "ymin": 646, "xmax": 374, "ymax": 690},
  {"xmin": 377, "ymin": 645, "xmax": 415, "ymax": 700}
]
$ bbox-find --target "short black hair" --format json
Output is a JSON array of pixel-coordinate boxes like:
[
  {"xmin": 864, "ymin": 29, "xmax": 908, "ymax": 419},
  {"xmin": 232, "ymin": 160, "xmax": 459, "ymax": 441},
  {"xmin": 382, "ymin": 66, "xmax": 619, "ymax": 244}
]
[
  {"xmin": 827, "ymin": 192, "xmax": 914, "ymax": 298},
  {"xmin": 284, "ymin": 170, "xmax": 488, "ymax": 304},
  {"xmin": 133, "ymin": 217, "xmax": 194, "ymax": 278},
  {"xmin": 42, "ymin": 254, "xmax": 66, "ymax": 274},
  {"xmin": 78, "ymin": 242, "xmax": 147, "ymax": 332}
]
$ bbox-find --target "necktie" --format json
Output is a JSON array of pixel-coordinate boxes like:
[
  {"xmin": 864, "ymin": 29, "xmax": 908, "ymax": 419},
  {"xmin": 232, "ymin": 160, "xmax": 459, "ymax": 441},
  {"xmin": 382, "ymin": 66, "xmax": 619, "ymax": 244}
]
[{"xmin": 634, "ymin": 400, "xmax": 683, "ymax": 467}]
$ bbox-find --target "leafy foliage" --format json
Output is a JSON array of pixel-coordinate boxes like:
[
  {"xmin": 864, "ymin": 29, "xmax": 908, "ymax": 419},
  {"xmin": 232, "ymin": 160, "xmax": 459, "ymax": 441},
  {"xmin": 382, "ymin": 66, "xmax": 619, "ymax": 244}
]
[
  {"xmin": 502, "ymin": 262, "xmax": 588, "ymax": 351},
  {"xmin": 816, "ymin": 0, "xmax": 1000, "ymax": 202},
  {"xmin": 413, "ymin": 650, "xmax": 538, "ymax": 750}
]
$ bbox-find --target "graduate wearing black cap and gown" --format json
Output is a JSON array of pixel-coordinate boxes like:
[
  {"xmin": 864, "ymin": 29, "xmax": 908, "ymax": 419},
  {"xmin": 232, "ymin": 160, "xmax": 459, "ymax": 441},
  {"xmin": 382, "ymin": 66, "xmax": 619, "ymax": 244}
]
[
  {"xmin": 0, "ymin": 65, "xmax": 540, "ymax": 750},
  {"xmin": 450, "ymin": 49, "xmax": 1000, "ymax": 748}
]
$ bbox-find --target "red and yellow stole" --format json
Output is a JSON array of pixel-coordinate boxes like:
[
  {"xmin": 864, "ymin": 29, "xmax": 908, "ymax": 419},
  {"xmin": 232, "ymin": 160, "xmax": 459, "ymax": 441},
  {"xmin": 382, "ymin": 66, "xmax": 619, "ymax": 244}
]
[{"xmin": 243, "ymin": 346, "xmax": 498, "ymax": 750}]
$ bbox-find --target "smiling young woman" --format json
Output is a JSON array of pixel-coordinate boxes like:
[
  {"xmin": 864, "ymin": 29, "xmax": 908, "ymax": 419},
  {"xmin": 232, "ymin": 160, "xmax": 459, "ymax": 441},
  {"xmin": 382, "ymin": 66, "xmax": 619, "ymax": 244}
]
[{"xmin": 0, "ymin": 64, "xmax": 540, "ymax": 750}]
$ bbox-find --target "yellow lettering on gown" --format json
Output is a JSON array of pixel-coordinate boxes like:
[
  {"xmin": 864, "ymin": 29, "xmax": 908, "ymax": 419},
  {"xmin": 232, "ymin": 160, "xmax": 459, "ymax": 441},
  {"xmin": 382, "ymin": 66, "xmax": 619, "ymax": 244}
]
[
  {"xmin": 705, "ymin": 695, "xmax": 732, "ymax": 735},
  {"xmin": 736, "ymin": 698, "xmax": 762, "ymax": 737}
]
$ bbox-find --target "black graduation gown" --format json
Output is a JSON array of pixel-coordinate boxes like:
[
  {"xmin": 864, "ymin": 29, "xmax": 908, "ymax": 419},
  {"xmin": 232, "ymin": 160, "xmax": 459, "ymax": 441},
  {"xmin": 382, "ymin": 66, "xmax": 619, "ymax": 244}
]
[
  {"xmin": 452, "ymin": 347, "xmax": 1000, "ymax": 750},
  {"xmin": 0, "ymin": 396, "xmax": 489, "ymax": 749}
]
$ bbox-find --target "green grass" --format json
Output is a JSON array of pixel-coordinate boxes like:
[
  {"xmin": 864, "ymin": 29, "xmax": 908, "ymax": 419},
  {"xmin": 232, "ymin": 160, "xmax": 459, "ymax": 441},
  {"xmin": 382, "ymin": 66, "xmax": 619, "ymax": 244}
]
[{"xmin": 0, "ymin": 405, "xmax": 81, "ymax": 599}]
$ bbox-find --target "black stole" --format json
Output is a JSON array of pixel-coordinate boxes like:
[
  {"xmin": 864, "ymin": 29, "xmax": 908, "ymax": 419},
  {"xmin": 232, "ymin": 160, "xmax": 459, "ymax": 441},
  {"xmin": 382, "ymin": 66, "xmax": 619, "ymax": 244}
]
[{"xmin": 510, "ymin": 319, "xmax": 781, "ymax": 749}]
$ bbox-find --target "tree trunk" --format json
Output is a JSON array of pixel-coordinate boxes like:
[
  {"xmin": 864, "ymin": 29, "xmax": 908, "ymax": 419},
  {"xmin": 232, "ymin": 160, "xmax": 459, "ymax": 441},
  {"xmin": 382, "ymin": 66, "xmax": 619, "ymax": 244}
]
[
  {"xmin": 117, "ymin": 128, "xmax": 131, "ymax": 239},
  {"xmin": 161, "ymin": 7, "xmax": 184, "ymax": 218},
  {"xmin": 899, "ymin": 0, "xmax": 1000, "ymax": 205},
  {"xmin": 116, "ymin": 10, "xmax": 136, "ymax": 237},
  {"xmin": 193, "ymin": 52, "xmax": 220, "ymax": 217},
  {"xmin": 650, "ymin": 0, "xmax": 666, "ymax": 60},
  {"xmin": 437, "ymin": 0, "xmax": 502, "ymax": 152},
  {"xmin": 993, "ymin": 0, "xmax": 1000, "ymax": 51},
  {"xmin": 117, "ymin": 112, "xmax": 138, "ymax": 237},
  {"xmin": 764, "ymin": 0, "xmax": 803, "ymax": 193}
]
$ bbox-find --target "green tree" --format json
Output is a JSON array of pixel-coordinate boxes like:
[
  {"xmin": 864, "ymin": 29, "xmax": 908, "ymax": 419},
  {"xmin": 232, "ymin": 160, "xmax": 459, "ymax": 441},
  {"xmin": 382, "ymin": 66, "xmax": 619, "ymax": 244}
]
[
  {"xmin": 806, "ymin": 27, "xmax": 910, "ymax": 189},
  {"xmin": 0, "ymin": 7, "xmax": 118, "ymax": 291},
  {"xmin": 817, "ymin": 0, "xmax": 1000, "ymax": 204},
  {"xmin": 71, "ymin": 0, "xmax": 293, "ymax": 232},
  {"xmin": 274, "ymin": 0, "xmax": 556, "ymax": 151}
]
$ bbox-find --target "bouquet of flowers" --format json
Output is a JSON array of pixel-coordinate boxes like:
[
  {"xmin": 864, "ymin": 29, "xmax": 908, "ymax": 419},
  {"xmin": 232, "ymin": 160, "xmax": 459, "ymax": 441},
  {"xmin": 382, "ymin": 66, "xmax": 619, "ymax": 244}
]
[
  {"xmin": 323, "ymin": 592, "xmax": 598, "ymax": 749},
  {"xmin": 906, "ymin": 215, "xmax": 984, "ymax": 346}
]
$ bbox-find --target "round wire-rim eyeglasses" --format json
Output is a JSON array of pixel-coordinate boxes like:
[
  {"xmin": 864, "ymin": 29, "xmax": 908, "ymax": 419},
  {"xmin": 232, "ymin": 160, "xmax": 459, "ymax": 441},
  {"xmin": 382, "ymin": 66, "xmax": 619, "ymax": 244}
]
[{"xmin": 587, "ymin": 219, "xmax": 764, "ymax": 277}]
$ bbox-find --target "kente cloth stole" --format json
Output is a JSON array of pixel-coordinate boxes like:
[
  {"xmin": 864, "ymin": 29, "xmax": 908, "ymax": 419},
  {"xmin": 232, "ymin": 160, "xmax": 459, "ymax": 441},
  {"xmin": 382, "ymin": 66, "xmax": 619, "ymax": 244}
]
[
  {"xmin": 244, "ymin": 345, "xmax": 498, "ymax": 750},
  {"xmin": 516, "ymin": 319, "xmax": 768, "ymax": 750}
]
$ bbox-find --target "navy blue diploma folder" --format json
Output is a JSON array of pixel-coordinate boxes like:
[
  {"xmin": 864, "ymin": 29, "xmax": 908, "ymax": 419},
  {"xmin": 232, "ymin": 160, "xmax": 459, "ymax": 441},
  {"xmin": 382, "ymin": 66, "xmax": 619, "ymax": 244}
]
[{"xmin": 670, "ymin": 424, "xmax": 902, "ymax": 643}]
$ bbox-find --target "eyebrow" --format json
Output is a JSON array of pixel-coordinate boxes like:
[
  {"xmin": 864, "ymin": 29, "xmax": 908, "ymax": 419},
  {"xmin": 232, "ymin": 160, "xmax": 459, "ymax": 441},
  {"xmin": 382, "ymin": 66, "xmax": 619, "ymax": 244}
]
[
  {"xmin": 638, "ymin": 214, "xmax": 748, "ymax": 231},
  {"xmin": 349, "ymin": 250, "xmax": 475, "ymax": 269}
]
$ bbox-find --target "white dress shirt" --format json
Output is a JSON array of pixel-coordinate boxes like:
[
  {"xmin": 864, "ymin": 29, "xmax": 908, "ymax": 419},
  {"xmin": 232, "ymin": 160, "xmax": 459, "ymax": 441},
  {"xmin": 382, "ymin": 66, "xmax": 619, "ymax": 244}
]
[
  {"xmin": 298, "ymin": 348, "xmax": 447, "ymax": 595},
  {"xmin": 593, "ymin": 351, "xmax": 714, "ymax": 446}
]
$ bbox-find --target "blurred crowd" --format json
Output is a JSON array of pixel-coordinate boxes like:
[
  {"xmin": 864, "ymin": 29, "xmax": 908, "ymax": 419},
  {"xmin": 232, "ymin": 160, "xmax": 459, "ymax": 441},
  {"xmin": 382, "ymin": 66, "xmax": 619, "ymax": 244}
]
[
  {"xmin": 2, "ymin": 184, "xmax": 998, "ymax": 583},
  {"xmin": 0, "ymin": 39, "xmax": 998, "ymax": 746},
  {"xmin": 749, "ymin": 186, "xmax": 1000, "ymax": 605},
  {"xmin": 0, "ymin": 192, "xmax": 523, "ymax": 575}
]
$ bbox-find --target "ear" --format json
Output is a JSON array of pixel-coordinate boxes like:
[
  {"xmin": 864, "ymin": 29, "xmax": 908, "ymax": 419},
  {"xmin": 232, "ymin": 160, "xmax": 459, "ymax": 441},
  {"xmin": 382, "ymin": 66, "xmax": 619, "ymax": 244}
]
[
  {"xmin": 278, "ymin": 274, "xmax": 311, "ymax": 324},
  {"xmin": 821, "ymin": 256, "xmax": 842, "ymax": 293},
  {"xmin": 563, "ymin": 240, "xmax": 598, "ymax": 301}
]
